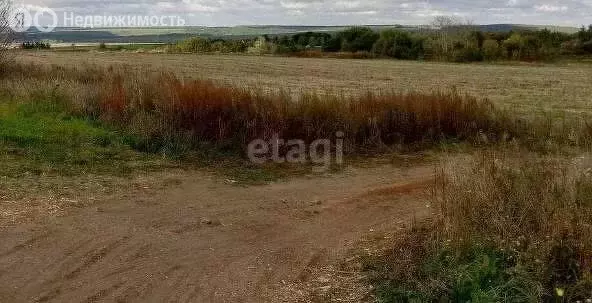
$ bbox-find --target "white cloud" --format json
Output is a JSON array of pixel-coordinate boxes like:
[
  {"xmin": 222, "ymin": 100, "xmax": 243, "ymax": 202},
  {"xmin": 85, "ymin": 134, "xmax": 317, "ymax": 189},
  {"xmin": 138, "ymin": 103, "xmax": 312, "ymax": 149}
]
[
  {"xmin": 333, "ymin": 1, "xmax": 361, "ymax": 9},
  {"xmin": 534, "ymin": 4, "xmax": 568, "ymax": 12},
  {"xmin": 280, "ymin": 1, "xmax": 312, "ymax": 9},
  {"xmin": 15, "ymin": 0, "xmax": 592, "ymax": 26},
  {"xmin": 506, "ymin": 0, "xmax": 518, "ymax": 6}
]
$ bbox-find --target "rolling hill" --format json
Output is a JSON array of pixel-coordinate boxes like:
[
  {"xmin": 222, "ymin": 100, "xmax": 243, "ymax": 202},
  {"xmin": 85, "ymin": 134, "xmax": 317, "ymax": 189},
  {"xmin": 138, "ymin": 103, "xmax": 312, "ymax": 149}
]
[{"xmin": 14, "ymin": 24, "xmax": 580, "ymax": 44}]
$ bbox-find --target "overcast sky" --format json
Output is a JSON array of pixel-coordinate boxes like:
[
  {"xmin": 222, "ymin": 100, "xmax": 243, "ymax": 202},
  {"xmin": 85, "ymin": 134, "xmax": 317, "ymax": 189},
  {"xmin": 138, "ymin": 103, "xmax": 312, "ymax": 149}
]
[{"xmin": 17, "ymin": 0, "xmax": 592, "ymax": 27}]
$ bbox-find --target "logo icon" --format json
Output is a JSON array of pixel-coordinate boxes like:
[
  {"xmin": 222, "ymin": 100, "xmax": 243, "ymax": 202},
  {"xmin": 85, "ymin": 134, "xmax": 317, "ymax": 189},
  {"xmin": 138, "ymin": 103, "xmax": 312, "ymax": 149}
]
[
  {"xmin": 33, "ymin": 7, "xmax": 58, "ymax": 32},
  {"xmin": 8, "ymin": 5, "xmax": 58, "ymax": 33},
  {"xmin": 8, "ymin": 6, "xmax": 32, "ymax": 32}
]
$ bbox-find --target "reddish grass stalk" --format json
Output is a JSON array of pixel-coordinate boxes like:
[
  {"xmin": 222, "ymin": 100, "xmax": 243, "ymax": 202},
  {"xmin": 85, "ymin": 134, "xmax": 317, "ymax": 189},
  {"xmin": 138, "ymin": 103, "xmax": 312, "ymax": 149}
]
[{"xmin": 92, "ymin": 70, "xmax": 513, "ymax": 152}]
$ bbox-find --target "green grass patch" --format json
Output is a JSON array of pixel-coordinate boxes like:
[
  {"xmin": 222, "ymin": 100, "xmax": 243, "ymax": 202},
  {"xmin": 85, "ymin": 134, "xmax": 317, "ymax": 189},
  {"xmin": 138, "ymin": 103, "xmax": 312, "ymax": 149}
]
[
  {"xmin": 368, "ymin": 245, "xmax": 537, "ymax": 302},
  {"xmin": 0, "ymin": 100, "xmax": 164, "ymax": 176},
  {"xmin": 0, "ymin": 98, "xmax": 331, "ymax": 183}
]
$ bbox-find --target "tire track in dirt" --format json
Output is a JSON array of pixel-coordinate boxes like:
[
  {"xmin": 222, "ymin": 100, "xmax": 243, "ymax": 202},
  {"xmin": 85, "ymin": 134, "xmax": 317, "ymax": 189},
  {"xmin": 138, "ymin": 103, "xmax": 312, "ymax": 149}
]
[
  {"xmin": 0, "ymin": 163, "xmax": 438, "ymax": 302},
  {"xmin": 0, "ymin": 232, "xmax": 52, "ymax": 258}
]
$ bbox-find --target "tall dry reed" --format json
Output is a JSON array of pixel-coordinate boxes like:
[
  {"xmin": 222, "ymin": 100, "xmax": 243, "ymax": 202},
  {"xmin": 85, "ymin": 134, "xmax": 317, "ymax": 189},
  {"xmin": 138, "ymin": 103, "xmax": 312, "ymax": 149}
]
[{"xmin": 0, "ymin": 62, "xmax": 522, "ymax": 154}]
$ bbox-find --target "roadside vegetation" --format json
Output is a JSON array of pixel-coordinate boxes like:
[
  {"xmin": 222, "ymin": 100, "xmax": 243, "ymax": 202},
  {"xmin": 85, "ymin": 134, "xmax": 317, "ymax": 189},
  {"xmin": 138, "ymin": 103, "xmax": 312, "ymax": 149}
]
[
  {"xmin": 2, "ymin": 62, "xmax": 524, "ymax": 157},
  {"xmin": 0, "ymin": 60, "xmax": 519, "ymax": 185},
  {"xmin": 5, "ymin": 60, "xmax": 592, "ymax": 156},
  {"xmin": 366, "ymin": 151, "xmax": 592, "ymax": 301},
  {"xmin": 0, "ymin": 94, "xmax": 166, "ymax": 177}
]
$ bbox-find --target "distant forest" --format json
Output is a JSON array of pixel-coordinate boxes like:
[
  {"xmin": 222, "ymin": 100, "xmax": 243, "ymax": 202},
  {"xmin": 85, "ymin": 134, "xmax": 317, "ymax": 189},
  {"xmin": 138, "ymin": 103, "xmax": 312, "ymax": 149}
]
[
  {"xmin": 17, "ymin": 22, "xmax": 592, "ymax": 62},
  {"xmin": 171, "ymin": 24, "xmax": 592, "ymax": 62}
]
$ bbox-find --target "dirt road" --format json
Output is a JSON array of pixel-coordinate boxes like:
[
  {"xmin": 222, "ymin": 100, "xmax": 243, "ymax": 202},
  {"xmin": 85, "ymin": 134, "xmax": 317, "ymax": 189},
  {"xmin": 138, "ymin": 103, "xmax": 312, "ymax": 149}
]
[{"xmin": 0, "ymin": 164, "xmax": 435, "ymax": 302}]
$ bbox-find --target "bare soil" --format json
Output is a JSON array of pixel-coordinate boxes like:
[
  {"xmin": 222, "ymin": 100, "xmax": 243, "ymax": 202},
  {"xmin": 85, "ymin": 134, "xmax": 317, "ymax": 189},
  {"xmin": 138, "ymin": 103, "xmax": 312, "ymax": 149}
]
[{"xmin": 0, "ymin": 164, "xmax": 435, "ymax": 302}]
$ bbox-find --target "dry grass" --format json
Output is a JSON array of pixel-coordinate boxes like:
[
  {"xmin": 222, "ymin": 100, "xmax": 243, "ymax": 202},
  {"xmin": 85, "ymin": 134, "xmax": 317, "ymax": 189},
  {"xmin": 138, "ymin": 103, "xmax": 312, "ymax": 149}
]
[
  {"xmin": 367, "ymin": 151, "xmax": 592, "ymax": 301},
  {"xmin": 17, "ymin": 51, "xmax": 592, "ymax": 118},
  {"xmin": 436, "ymin": 152, "xmax": 592, "ymax": 250},
  {"xmin": 1, "ymin": 62, "xmax": 516, "ymax": 155}
]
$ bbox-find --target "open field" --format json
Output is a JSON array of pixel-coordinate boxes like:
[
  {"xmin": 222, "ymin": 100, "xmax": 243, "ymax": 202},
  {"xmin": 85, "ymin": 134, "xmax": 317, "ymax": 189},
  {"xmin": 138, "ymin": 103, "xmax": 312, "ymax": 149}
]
[
  {"xmin": 2, "ymin": 50, "xmax": 592, "ymax": 301},
  {"xmin": 19, "ymin": 51, "xmax": 592, "ymax": 117}
]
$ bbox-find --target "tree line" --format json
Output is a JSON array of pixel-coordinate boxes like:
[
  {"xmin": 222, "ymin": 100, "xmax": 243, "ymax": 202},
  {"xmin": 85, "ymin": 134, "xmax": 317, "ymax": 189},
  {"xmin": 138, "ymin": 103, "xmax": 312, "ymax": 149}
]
[
  {"xmin": 20, "ymin": 41, "xmax": 51, "ymax": 49},
  {"xmin": 173, "ymin": 23, "xmax": 592, "ymax": 62}
]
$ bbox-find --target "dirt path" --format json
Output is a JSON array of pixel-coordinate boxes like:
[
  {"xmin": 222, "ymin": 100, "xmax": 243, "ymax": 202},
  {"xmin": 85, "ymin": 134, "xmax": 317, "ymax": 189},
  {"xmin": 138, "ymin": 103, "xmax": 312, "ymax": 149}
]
[{"xmin": 0, "ymin": 164, "xmax": 435, "ymax": 302}]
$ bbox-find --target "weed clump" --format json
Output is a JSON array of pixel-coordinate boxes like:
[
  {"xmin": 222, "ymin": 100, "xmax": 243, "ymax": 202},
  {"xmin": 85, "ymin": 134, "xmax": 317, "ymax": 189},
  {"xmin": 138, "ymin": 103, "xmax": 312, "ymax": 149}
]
[
  {"xmin": 90, "ymin": 66, "xmax": 515, "ymax": 155},
  {"xmin": 3, "ymin": 63, "xmax": 518, "ymax": 156},
  {"xmin": 367, "ymin": 151, "xmax": 592, "ymax": 301}
]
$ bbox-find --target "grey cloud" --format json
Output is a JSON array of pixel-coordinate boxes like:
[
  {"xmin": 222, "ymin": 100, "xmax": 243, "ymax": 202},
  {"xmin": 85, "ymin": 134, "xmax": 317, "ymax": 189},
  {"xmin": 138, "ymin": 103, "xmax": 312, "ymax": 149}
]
[{"xmin": 19, "ymin": 0, "xmax": 592, "ymax": 26}]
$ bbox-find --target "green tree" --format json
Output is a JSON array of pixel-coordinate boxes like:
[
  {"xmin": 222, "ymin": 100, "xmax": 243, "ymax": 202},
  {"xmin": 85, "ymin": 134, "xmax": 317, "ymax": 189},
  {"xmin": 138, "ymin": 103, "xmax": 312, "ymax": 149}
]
[
  {"xmin": 577, "ymin": 25, "xmax": 592, "ymax": 42},
  {"xmin": 503, "ymin": 33, "xmax": 524, "ymax": 59},
  {"xmin": 337, "ymin": 27, "xmax": 379, "ymax": 52},
  {"xmin": 247, "ymin": 36, "xmax": 272, "ymax": 54},
  {"xmin": 482, "ymin": 39, "xmax": 501, "ymax": 60},
  {"xmin": 372, "ymin": 30, "xmax": 423, "ymax": 59},
  {"xmin": 324, "ymin": 36, "xmax": 342, "ymax": 52},
  {"xmin": 177, "ymin": 37, "xmax": 212, "ymax": 53}
]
